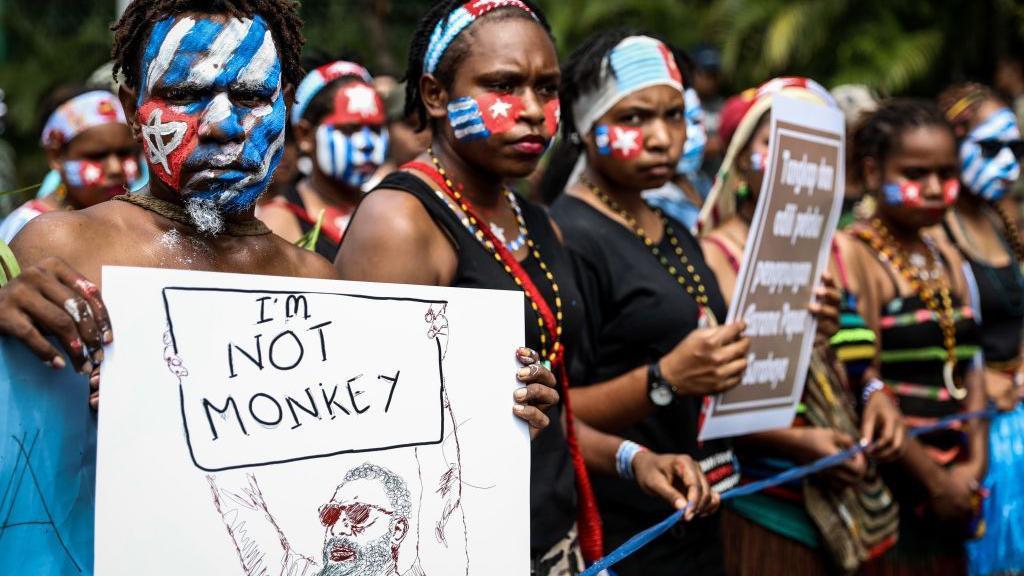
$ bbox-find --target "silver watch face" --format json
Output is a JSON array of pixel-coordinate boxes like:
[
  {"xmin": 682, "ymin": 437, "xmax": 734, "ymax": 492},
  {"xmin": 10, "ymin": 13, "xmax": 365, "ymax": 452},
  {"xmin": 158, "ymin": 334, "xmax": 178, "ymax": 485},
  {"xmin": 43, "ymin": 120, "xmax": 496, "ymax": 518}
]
[{"xmin": 650, "ymin": 384, "xmax": 674, "ymax": 406}]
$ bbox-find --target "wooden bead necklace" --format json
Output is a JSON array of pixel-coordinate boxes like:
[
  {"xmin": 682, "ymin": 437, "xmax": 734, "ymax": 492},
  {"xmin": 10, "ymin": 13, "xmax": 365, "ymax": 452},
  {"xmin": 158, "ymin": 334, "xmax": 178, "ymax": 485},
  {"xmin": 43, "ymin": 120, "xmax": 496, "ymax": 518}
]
[
  {"xmin": 425, "ymin": 148, "xmax": 563, "ymax": 364},
  {"xmin": 854, "ymin": 218, "xmax": 966, "ymax": 400}
]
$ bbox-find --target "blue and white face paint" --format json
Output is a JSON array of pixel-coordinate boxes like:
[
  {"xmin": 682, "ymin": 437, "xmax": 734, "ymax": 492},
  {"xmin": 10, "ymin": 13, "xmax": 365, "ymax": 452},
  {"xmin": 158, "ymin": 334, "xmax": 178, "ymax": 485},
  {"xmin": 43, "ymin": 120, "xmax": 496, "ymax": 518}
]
[
  {"xmin": 137, "ymin": 15, "xmax": 286, "ymax": 234},
  {"xmin": 315, "ymin": 126, "xmax": 389, "ymax": 190},
  {"xmin": 677, "ymin": 87, "xmax": 707, "ymax": 176},
  {"xmin": 960, "ymin": 107, "xmax": 1023, "ymax": 202}
]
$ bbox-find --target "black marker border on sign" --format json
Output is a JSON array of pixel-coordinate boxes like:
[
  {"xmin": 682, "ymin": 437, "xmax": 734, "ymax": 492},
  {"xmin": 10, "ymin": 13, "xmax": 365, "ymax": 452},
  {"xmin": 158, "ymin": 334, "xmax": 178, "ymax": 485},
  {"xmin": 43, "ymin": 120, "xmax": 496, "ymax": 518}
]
[{"xmin": 162, "ymin": 287, "xmax": 450, "ymax": 473}]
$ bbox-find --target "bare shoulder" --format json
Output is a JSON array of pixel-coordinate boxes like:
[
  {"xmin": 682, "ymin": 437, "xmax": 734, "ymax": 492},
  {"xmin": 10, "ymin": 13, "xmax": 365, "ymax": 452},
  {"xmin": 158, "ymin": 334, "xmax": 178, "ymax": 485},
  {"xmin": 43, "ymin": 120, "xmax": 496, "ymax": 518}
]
[
  {"xmin": 336, "ymin": 187, "xmax": 452, "ymax": 284},
  {"xmin": 257, "ymin": 202, "xmax": 304, "ymax": 243},
  {"xmin": 261, "ymin": 234, "xmax": 338, "ymax": 280},
  {"xmin": 10, "ymin": 205, "xmax": 124, "ymax": 269}
]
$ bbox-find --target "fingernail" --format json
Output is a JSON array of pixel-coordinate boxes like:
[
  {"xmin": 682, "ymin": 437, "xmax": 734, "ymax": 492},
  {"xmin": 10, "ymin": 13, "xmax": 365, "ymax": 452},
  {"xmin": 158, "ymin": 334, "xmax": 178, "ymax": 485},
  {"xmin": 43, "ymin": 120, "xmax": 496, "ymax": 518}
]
[
  {"xmin": 675, "ymin": 498, "xmax": 686, "ymax": 510},
  {"xmin": 513, "ymin": 404, "xmax": 525, "ymax": 414},
  {"xmin": 90, "ymin": 374, "xmax": 100, "ymax": 388},
  {"xmin": 859, "ymin": 438, "xmax": 869, "ymax": 447},
  {"xmin": 92, "ymin": 349, "xmax": 104, "ymax": 365},
  {"xmin": 517, "ymin": 347, "xmax": 531, "ymax": 357},
  {"xmin": 81, "ymin": 361, "xmax": 93, "ymax": 375},
  {"xmin": 514, "ymin": 388, "xmax": 527, "ymax": 401},
  {"xmin": 103, "ymin": 330, "xmax": 113, "ymax": 344},
  {"xmin": 50, "ymin": 356, "xmax": 66, "ymax": 370},
  {"xmin": 517, "ymin": 367, "xmax": 531, "ymax": 379}
]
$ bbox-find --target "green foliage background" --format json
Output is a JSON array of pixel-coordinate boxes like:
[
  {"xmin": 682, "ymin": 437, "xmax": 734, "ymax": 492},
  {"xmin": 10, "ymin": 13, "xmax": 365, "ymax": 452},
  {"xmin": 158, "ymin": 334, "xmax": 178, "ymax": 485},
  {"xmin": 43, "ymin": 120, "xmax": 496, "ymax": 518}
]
[{"xmin": 1, "ymin": 0, "xmax": 1022, "ymax": 190}]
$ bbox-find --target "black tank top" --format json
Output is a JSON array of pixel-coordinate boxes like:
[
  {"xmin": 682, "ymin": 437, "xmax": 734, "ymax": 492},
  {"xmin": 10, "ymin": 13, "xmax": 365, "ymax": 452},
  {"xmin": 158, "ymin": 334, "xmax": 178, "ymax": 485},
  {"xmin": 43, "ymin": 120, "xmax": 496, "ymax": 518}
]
[
  {"xmin": 373, "ymin": 171, "xmax": 579, "ymax": 555},
  {"xmin": 943, "ymin": 221, "xmax": 1024, "ymax": 364}
]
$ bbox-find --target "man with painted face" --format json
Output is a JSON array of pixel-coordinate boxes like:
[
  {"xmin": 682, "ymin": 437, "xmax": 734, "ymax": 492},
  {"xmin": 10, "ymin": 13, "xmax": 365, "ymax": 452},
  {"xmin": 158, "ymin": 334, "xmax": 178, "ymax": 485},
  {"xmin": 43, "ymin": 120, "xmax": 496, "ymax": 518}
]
[{"xmin": 260, "ymin": 61, "xmax": 391, "ymax": 261}]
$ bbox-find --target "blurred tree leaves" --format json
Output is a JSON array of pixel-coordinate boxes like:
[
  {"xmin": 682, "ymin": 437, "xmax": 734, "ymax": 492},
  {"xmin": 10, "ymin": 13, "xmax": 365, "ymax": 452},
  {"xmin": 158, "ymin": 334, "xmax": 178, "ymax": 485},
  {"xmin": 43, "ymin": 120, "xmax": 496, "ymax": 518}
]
[{"xmin": 0, "ymin": 0, "xmax": 1022, "ymax": 189}]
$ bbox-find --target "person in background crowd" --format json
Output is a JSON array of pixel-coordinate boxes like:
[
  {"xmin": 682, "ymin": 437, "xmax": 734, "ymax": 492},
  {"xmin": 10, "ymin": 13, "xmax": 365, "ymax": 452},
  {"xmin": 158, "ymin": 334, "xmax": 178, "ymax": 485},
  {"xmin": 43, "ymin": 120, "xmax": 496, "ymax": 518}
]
[
  {"xmin": 380, "ymin": 79, "xmax": 433, "ymax": 170},
  {"xmin": 336, "ymin": 5, "xmax": 721, "ymax": 574},
  {"xmin": 938, "ymin": 83, "xmax": 1024, "ymax": 410},
  {"xmin": 643, "ymin": 48, "xmax": 713, "ymax": 231},
  {"xmin": 831, "ymin": 84, "xmax": 881, "ymax": 228},
  {"xmin": 0, "ymin": 87, "xmax": 138, "ymax": 243},
  {"xmin": 691, "ymin": 44, "xmax": 725, "ymax": 178},
  {"xmin": 938, "ymin": 82, "xmax": 1024, "ymax": 576},
  {"xmin": 995, "ymin": 56, "xmax": 1024, "ymax": 131},
  {"xmin": 834, "ymin": 99, "xmax": 989, "ymax": 576},
  {"xmin": 259, "ymin": 60, "xmax": 389, "ymax": 260},
  {"xmin": 699, "ymin": 77, "xmax": 902, "ymax": 576}
]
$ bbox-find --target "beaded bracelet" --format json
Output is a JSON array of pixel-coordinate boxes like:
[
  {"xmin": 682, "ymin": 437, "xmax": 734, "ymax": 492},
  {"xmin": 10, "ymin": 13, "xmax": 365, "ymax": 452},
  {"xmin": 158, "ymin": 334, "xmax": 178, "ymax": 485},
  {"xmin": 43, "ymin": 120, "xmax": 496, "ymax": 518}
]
[
  {"xmin": 615, "ymin": 440, "xmax": 648, "ymax": 481},
  {"xmin": 861, "ymin": 378, "xmax": 886, "ymax": 407}
]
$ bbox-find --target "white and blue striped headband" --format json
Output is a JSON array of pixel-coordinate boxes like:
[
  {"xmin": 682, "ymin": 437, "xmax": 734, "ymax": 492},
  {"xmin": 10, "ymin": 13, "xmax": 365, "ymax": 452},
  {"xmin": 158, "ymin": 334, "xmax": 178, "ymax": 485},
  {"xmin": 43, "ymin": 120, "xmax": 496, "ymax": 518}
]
[
  {"xmin": 423, "ymin": 0, "xmax": 537, "ymax": 75},
  {"xmin": 572, "ymin": 36, "xmax": 684, "ymax": 138},
  {"xmin": 292, "ymin": 60, "xmax": 374, "ymax": 125}
]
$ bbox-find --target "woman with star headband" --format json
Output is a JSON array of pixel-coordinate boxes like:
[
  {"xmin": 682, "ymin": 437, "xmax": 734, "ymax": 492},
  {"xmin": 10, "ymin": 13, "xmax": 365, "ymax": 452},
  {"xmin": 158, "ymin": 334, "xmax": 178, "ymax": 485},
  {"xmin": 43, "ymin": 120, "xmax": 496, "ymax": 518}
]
[
  {"xmin": 335, "ymin": 3, "xmax": 720, "ymax": 573},
  {"xmin": 0, "ymin": 86, "xmax": 140, "ymax": 243},
  {"xmin": 543, "ymin": 29, "xmax": 750, "ymax": 575},
  {"xmin": 259, "ymin": 60, "xmax": 390, "ymax": 261},
  {"xmin": 832, "ymin": 99, "xmax": 989, "ymax": 575},
  {"xmin": 698, "ymin": 78, "xmax": 902, "ymax": 575}
]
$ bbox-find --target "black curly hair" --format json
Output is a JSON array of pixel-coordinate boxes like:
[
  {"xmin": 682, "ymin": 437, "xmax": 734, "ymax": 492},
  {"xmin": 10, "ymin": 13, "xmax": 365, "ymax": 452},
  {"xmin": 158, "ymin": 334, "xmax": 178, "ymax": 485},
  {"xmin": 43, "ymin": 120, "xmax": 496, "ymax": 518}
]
[
  {"xmin": 403, "ymin": 0, "xmax": 552, "ymax": 131},
  {"xmin": 111, "ymin": 0, "xmax": 305, "ymax": 92},
  {"xmin": 850, "ymin": 99, "xmax": 954, "ymax": 186}
]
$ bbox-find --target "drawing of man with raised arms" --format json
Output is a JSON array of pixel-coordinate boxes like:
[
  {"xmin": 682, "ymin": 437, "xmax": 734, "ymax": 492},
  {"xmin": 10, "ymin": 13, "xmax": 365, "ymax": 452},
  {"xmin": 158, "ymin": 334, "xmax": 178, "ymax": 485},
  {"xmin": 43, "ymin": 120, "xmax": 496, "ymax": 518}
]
[{"xmin": 208, "ymin": 463, "xmax": 423, "ymax": 576}]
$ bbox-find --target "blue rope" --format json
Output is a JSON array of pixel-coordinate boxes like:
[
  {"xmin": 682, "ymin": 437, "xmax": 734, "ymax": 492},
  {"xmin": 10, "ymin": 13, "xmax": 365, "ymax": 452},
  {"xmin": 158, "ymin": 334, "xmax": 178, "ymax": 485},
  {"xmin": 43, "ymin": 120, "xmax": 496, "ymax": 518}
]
[{"xmin": 581, "ymin": 408, "xmax": 997, "ymax": 576}]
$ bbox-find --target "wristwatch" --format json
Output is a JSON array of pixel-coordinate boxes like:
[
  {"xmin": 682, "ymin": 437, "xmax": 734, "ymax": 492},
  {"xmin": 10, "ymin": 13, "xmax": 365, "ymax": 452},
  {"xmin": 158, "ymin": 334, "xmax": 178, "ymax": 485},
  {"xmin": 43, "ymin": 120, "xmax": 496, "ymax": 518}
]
[{"xmin": 647, "ymin": 362, "xmax": 676, "ymax": 406}]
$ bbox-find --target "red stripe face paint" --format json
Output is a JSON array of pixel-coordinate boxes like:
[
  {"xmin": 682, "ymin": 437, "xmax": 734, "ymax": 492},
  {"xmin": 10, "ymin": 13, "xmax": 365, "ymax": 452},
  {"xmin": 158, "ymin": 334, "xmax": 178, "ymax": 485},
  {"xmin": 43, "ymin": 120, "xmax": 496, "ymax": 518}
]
[
  {"xmin": 595, "ymin": 124, "xmax": 644, "ymax": 160},
  {"xmin": 321, "ymin": 82, "xmax": 386, "ymax": 127},
  {"xmin": 544, "ymin": 99, "xmax": 561, "ymax": 138},
  {"xmin": 138, "ymin": 100, "xmax": 200, "ymax": 190}
]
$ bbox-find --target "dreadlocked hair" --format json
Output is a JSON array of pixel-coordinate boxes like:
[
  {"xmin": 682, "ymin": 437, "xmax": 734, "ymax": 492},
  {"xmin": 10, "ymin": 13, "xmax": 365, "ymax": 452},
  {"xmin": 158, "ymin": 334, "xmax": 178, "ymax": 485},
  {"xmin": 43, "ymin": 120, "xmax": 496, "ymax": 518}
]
[
  {"xmin": 111, "ymin": 0, "xmax": 305, "ymax": 92},
  {"xmin": 937, "ymin": 82, "xmax": 997, "ymax": 126},
  {"xmin": 403, "ymin": 0, "xmax": 551, "ymax": 131},
  {"xmin": 850, "ymin": 99, "xmax": 954, "ymax": 188}
]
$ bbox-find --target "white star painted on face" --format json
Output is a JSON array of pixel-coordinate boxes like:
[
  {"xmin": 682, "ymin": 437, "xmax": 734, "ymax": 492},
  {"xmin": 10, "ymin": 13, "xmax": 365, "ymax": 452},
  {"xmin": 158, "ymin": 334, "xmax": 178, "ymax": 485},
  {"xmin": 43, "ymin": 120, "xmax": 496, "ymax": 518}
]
[
  {"xmin": 141, "ymin": 108, "xmax": 187, "ymax": 174},
  {"xmin": 611, "ymin": 127, "xmax": 640, "ymax": 155},
  {"xmin": 489, "ymin": 99, "xmax": 513, "ymax": 119},
  {"xmin": 82, "ymin": 164, "xmax": 102, "ymax": 184},
  {"xmin": 344, "ymin": 84, "xmax": 380, "ymax": 117}
]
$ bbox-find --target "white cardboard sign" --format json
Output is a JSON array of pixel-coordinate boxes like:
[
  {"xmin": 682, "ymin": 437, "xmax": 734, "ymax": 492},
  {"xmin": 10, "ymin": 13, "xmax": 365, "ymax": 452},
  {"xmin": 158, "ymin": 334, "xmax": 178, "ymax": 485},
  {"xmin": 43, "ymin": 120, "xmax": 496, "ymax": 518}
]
[
  {"xmin": 700, "ymin": 96, "xmax": 846, "ymax": 441},
  {"xmin": 95, "ymin": 267, "xmax": 528, "ymax": 575}
]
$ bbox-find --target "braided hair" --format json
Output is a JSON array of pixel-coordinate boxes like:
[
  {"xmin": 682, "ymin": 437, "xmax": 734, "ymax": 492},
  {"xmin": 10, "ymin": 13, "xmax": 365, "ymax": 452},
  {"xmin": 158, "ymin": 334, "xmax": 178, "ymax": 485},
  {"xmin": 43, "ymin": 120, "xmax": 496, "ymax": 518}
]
[
  {"xmin": 403, "ymin": 0, "xmax": 552, "ymax": 131},
  {"xmin": 111, "ymin": 0, "xmax": 305, "ymax": 92},
  {"xmin": 850, "ymin": 99, "xmax": 954, "ymax": 188}
]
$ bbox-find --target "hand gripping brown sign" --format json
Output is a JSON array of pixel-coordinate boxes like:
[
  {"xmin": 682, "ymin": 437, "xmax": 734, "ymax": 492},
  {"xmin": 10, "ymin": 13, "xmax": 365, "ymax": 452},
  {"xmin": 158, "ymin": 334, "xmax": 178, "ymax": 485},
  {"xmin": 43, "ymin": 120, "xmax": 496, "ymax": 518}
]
[{"xmin": 701, "ymin": 96, "xmax": 845, "ymax": 441}]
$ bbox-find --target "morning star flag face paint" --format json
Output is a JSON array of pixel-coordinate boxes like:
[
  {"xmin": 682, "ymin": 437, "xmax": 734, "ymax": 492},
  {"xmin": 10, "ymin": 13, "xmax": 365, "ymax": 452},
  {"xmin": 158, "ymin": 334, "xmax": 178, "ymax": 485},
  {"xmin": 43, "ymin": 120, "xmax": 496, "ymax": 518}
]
[
  {"xmin": 677, "ymin": 87, "xmax": 707, "ymax": 176},
  {"xmin": 595, "ymin": 124, "xmax": 643, "ymax": 160},
  {"xmin": 322, "ymin": 82, "xmax": 386, "ymax": 127},
  {"xmin": 136, "ymin": 15, "xmax": 286, "ymax": 224},
  {"xmin": 447, "ymin": 93, "xmax": 526, "ymax": 142},
  {"xmin": 881, "ymin": 179, "xmax": 960, "ymax": 207},
  {"xmin": 545, "ymin": 99, "xmax": 561, "ymax": 137},
  {"xmin": 62, "ymin": 157, "xmax": 141, "ymax": 191},
  {"xmin": 315, "ymin": 125, "xmax": 390, "ymax": 189},
  {"xmin": 960, "ymin": 107, "xmax": 1023, "ymax": 201}
]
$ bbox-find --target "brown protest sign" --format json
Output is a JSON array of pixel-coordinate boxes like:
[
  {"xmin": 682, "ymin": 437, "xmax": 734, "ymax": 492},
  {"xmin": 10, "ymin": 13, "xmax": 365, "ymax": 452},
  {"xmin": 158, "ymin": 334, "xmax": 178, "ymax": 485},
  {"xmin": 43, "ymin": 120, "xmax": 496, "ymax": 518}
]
[{"xmin": 700, "ymin": 96, "xmax": 845, "ymax": 440}]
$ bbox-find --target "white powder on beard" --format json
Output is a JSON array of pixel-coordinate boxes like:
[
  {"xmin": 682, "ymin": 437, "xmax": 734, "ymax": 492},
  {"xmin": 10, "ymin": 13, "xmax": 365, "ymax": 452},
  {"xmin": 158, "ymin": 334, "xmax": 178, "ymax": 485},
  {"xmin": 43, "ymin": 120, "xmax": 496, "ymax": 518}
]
[{"xmin": 185, "ymin": 198, "xmax": 225, "ymax": 235}]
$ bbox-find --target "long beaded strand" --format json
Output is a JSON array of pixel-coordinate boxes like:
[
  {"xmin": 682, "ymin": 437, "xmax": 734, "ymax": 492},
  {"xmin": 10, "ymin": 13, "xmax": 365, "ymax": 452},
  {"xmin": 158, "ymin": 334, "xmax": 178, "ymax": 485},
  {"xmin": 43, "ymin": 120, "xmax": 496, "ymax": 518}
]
[
  {"xmin": 426, "ymin": 148, "xmax": 563, "ymax": 365},
  {"xmin": 854, "ymin": 218, "xmax": 966, "ymax": 400},
  {"xmin": 584, "ymin": 177, "xmax": 718, "ymax": 326}
]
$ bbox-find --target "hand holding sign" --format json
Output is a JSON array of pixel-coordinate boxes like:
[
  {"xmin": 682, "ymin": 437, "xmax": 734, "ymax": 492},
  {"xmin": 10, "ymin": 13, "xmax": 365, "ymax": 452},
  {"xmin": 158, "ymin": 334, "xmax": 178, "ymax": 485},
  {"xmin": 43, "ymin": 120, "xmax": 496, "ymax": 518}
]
[{"xmin": 659, "ymin": 321, "xmax": 750, "ymax": 396}]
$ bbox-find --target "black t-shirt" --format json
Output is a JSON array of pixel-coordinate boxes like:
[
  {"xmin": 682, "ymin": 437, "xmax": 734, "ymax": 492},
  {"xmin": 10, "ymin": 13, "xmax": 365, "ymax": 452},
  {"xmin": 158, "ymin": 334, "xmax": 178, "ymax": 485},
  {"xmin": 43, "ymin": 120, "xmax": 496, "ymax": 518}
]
[
  {"xmin": 373, "ymin": 172, "xmax": 579, "ymax": 556},
  {"xmin": 551, "ymin": 194, "xmax": 738, "ymax": 575}
]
